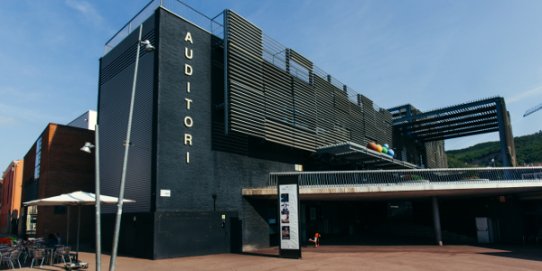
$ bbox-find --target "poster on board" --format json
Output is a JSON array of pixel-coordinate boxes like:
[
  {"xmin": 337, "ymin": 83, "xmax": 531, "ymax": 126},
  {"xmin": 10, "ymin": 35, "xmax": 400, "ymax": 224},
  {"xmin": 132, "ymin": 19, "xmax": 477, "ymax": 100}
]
[{"xmin": 278, "ymin": 176, "xmax": 301, "ymax": 258}]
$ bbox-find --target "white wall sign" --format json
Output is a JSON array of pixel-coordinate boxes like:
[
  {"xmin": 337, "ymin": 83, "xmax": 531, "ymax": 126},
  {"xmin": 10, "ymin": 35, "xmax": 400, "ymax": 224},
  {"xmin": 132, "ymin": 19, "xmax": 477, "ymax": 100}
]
[{"xmin": 160, "ymin": 189, "xmax": 171, "ymax": 197}]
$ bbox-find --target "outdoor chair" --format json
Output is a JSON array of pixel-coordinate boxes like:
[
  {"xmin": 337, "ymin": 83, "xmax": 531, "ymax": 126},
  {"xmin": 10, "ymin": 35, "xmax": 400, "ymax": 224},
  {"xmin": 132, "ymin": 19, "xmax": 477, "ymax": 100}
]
[
  {"xmin": 24, "ymin": 245, "xmax": 43, "ymax": 263},
  {"xmin": 30, "ymin": 248, "xmax": 46, "ymax": 268},
  {"xmin": 54, "ymin": 246, "xmax": 72, "ymax": 264},
  {"xmin": 1, "ymin": 249, "xmax": 22, "ymax": 269},
  {"xmin": 16, "ymin": 243, "xmax": 29, "ymax": 264},
  {"xmin": 23, "ymin": 246, "xmax": 34, "ymax": 263}
]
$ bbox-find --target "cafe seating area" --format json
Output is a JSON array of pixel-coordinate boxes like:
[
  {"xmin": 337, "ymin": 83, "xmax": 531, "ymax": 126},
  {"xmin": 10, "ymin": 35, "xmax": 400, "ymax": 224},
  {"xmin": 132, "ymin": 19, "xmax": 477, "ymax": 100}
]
[{"xmin": 0, "ymin": 237, "xmax": 85, "ymax": 270}]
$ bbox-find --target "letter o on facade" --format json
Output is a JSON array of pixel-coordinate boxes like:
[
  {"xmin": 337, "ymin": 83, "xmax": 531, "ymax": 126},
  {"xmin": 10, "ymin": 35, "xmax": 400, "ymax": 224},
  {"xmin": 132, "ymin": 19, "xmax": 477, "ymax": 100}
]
[{"xmin": 184, "ymin": 116, "xmax": 193, "ymax": 128}]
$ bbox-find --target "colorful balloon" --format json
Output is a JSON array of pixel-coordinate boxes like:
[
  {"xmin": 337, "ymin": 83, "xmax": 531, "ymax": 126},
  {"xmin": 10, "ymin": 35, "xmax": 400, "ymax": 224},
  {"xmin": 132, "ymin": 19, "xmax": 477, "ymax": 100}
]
[
  {"xmin": 387, "ymin": 149, "xmax": 395, "ymax": 157},
  {"xmin": 367, "ymin": 142, "xmax": 377, "ymax": 151}
]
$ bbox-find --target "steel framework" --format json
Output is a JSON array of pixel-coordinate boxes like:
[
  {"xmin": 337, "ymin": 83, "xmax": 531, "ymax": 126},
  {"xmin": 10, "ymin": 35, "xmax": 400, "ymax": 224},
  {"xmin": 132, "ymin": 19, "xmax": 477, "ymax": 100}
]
[{"xmin": 388, "ymin": 97, "xmax": 516, "ymax": 166}]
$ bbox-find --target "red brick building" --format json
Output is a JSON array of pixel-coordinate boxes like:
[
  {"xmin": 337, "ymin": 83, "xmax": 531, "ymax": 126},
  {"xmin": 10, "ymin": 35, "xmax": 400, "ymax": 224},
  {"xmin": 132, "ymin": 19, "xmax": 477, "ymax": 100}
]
[
  {"xmin": 0, "ymin": 160, "xmax": 24, "ymax": 234},
  {"xmin": 21, "ymin": 123, "xmax": 94, "ymax": 246}
]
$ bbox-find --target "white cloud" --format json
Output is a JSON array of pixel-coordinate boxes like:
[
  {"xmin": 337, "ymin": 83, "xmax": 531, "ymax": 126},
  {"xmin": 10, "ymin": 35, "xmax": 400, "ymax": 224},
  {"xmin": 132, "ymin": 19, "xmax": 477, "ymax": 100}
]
[
  {"xmin": 0, "ymin": 86, "xmax": 44, "ymax": 102},
  {"xmin": 507, "ymin": 85, "xmax": 542, "ymax": 104},
  {"xmin": 0, "ymin": 102, "xmax": 59, "ymax": 125},
  {"xmin": 65, "ymin": 0, "xmax": 104, "ymax": 25},
  {"xmin": 0, "ymin": 115, "xmax": 15, "ymax": 125}
]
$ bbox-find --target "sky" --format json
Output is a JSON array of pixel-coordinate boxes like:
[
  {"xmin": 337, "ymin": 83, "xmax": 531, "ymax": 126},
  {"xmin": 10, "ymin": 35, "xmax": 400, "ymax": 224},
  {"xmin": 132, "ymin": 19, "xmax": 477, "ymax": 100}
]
[{"xmin": 1, "ymin": 0, "xmax": 542, "ymax": 171}]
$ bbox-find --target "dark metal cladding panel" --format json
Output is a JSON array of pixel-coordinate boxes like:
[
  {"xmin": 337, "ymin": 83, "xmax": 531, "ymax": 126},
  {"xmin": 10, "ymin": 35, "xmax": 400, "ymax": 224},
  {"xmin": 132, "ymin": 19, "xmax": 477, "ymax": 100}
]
[
  {"xmin": 101, "ymin": 31, "xmax": 156, "ymax": 86},
  {"xmin": 226, "ymin": 12, "xmax": 263, "ymax": 58},
  {"xmin": 98, "ymin": 17, "xmax": 156, "ymax": 213},
  {"xmin": 361, "ymin": 102, "xmax": 377, "ymax": 141},
  {"xmin": 350, "ymin": 103, "xmax": 366, "ymax": 145},
  {"xmin": 380, "ymin": 110, "xmax": 393, "ymax": 144},
  {"xmin": 225, "ymin": 11, "xmax": 265, "ymax": 138},
  {"xmin": 334, "ymin": 90, "xmax": 351, "ymax": 132},
  {"xmin": 225, "ymin": 10, "xmax": 393, "ymax": 152},
  {"xmin": 334, "ymin": 90, "xmax": 351, "ymax": 115},
  {"xmin": 291, "ymin": 78, "xmax": 317, "ymax": 151},
  {"xmin": 287, "ymin": 49, "xmax": 313, "ymax": 70},
  {"xmin": 333, "ymin": 125, "xmax": 351, "ymax": 143},
  {"xmin": 292, "ymin": 78, "xmax": 317, "ymax": 130},
  {"xmin": 264, "ymin": 62, "xmax": 294, "ymax": 125},
  {"xmin": 313, "ymin": 76, "xmax": 337, "ymax": 146},
  {"xmin": 358, "ymin": 94, "xmax": 392, "ymax": 144}
]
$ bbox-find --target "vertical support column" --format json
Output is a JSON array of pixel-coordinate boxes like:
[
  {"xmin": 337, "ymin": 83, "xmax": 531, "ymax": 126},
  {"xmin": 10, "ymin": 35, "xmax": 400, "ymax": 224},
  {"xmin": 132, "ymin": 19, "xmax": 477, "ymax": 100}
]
[
  {"xmin": 495, "ymin": 99, "xmax": 515, "ymax": 167},
  {"xmin": 300, "ymin": 203, "xmax": 306, "ymax": 247},
  {"xmin": 76, "ymin": 205, "xmax": 81, "ymax": 261},
  {"xmin": 432, "ymin": 197, "xmax": 443, "ymax": 246},
  {"xmin": 66, "ymin": 207, "xmax": 70, "ymax": 246},
  {"xmin": 110, "ymin": 25, "xmax": 144, "ymax": 271},
  {"xmin": 285, "ymin": 49, "xmax": 291, "ymax": 74},
  {"xmin": 95, "ymin": 124, "xmax": 102, "ymax": 271}
]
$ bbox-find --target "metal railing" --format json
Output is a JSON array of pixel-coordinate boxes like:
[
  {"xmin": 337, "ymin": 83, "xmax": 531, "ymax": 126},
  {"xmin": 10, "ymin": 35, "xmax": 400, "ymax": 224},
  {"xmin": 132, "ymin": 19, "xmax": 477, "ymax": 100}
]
[
  {"xmin": 262, "ymin": 35, "xmax": 367, "ymax": 106},
  {"xmin": 267, "ymin": 167, "xmax": 542, "ymax": 188},
  {"xmin": 105, "ymin": 0, "xmax": 382, "ymax": 112},
  {"xmin": 104, "ymin": 0, "xmax": 224, "ymax": 55}
]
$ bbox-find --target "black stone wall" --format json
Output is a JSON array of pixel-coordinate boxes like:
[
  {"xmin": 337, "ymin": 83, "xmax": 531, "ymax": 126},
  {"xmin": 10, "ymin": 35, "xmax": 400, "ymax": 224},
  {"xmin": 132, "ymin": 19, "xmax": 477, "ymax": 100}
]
[{"xmin": 153, "ymin": 9, "xmax": 294, "ymax": 258}]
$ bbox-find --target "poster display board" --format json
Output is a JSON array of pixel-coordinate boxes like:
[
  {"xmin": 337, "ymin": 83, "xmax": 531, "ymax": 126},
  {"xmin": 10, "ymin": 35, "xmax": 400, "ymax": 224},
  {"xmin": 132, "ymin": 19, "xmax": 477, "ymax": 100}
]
[{"xmin": 277, "ymin": 176, "xmax": 301, "ymax": 259}]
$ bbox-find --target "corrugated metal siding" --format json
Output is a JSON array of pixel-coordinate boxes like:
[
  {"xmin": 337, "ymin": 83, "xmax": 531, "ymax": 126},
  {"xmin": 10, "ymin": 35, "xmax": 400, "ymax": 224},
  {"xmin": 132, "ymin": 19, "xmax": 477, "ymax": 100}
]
[{"xmin": 98, "ymin": 17, "xmax": 155, "ymax": 213}]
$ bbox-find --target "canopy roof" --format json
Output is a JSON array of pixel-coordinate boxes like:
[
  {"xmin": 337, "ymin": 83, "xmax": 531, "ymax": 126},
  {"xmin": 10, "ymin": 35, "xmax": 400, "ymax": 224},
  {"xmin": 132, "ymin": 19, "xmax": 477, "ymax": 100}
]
[{"xmin": 23, "ymin": 191, "xmax": 134, "ymax": 206}]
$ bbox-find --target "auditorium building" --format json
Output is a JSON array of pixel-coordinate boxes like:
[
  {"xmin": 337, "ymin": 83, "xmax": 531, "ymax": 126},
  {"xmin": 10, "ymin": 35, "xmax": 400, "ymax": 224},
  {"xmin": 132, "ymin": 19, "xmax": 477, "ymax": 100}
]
[{"xmin": 97, "ymin": 2, "xmax": 530, "ymax": 259}]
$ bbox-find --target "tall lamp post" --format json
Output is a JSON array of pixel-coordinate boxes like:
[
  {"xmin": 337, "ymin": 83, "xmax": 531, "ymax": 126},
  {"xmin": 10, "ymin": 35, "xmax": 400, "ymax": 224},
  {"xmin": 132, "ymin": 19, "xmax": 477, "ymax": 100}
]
[
  {"xmin": 109, "ymin": 25, "xmax": 155, "ymax": 271},
  {"xmin": 81, "ymin": 125, "xmax": 101, "ymax": 271}
]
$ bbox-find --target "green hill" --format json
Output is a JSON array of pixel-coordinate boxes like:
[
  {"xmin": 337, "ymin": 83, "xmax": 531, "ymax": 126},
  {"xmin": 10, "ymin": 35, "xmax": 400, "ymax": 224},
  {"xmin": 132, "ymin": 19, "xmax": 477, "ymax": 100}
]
[{"xmin": 446, "ymin": 131, "xmax": 542, "ymax": 168}]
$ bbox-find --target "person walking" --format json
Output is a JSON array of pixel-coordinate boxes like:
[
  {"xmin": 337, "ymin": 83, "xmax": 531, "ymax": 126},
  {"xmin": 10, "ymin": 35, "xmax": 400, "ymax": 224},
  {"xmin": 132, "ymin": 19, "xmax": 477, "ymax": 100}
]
[{"xmin": 308, "ymin": 232, "xmax": 321, "ymax": 247}]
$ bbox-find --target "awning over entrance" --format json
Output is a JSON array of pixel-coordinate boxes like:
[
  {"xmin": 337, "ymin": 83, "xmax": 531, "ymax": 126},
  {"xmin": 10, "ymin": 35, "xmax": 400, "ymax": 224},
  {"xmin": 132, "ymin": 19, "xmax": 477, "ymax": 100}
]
[
  {"xmin": 243, "ymin": 167, "xmax": 542, "ymax": 200},
  {"xmin": 316, "ymin": 142, "xmax": 418, "ymax": 169},
  {"xmin": 243, "ymin": 181, "xmax": 542, "ymax": 200}
]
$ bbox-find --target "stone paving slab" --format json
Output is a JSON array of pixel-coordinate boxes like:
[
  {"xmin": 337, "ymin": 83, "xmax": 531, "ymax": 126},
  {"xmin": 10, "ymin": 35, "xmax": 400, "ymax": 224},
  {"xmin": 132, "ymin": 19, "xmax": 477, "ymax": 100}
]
[{"xmin": 16, "ymin": 245, "xmax": 542, "ymax": 271}]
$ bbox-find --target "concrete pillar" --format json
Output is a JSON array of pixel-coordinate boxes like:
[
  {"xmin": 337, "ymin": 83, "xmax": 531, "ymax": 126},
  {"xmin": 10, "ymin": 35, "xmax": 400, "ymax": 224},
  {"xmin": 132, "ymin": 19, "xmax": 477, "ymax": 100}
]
[
  {"xmin": 432, "ymin": 197, "xmax": 443, "ymax": 246},
  {"xmin": 495, "ymin": 99, "xmax": 516, "ymax": 167},
  {"xmin": 300, "ymin": 203, "xmax": 306, "ymax": 245}
]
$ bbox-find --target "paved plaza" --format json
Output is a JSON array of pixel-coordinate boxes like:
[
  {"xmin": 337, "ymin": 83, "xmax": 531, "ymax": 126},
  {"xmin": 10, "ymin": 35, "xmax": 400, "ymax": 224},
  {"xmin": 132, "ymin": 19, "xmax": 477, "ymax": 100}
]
[{"xmin": 16, "ymin": 245, "xmax": 542, "ymax": 271}]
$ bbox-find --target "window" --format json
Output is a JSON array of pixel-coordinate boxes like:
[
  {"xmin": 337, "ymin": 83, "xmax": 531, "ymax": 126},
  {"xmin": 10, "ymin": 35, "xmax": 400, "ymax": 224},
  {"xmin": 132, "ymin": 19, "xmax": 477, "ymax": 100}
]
[
  {"xmin": 34, "ymin": 137, "xmax": 42, "ymax": 181},
  {"xmin": 26, "ymin": 206, "xmax": 38, "ymax": 236}
]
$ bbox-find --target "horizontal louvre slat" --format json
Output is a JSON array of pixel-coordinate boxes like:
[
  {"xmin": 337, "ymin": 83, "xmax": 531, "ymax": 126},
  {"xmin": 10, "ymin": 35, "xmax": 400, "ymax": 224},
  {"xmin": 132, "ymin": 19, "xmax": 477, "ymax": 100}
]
[{"xmin": 225, "ymin": 10, "xmax": 392, "ymax": 152}]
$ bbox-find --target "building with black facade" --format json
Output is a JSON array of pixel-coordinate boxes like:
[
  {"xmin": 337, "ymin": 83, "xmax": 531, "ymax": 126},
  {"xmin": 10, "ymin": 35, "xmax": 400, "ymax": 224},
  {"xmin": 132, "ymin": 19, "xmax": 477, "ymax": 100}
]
[{"xmin": 98, "ymin": 3, "xmax": 520, "ymax": 259}]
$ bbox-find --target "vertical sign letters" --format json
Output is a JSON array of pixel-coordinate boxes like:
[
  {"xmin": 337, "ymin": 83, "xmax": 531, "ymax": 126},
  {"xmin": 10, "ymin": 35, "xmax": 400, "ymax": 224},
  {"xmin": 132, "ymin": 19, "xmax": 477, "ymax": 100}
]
[{"xmin": 183, "ymin": 32, "xmax": 193, "ymax": 164}]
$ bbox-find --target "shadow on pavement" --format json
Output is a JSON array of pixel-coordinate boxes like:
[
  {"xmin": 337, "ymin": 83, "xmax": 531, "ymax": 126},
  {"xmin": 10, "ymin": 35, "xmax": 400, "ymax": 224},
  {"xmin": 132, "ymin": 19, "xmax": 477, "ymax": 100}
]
[
  {"xmin": 242, "ymin": 247, "xmax": 279, "ymax": 258},
  {"xmin": 481, "ymin": 245, "xmax": 542, "ymax": 262}
]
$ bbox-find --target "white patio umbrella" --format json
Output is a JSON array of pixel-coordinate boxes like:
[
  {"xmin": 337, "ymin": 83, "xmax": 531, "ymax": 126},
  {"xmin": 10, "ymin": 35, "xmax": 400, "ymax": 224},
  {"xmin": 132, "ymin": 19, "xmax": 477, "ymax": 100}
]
[{"xmin": 23, "ymin": 191, "xmax": 135, "ymax": 261}]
